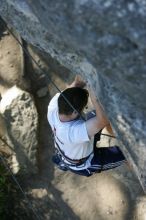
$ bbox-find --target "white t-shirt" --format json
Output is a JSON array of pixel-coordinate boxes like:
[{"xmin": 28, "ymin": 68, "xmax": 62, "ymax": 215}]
[{"xmin": 47, "ymin": 93, "xmax": 94, "ymax": 160}]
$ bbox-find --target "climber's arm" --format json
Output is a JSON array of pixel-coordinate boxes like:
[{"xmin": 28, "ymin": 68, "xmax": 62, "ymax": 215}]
[{"xmin": 85, "ymin": 86, "xmax": 109, "ymax": 138}]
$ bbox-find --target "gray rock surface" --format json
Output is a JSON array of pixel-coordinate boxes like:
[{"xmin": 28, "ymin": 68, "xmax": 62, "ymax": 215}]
[
  {"xmin": 0, "ymin": 86, "xmax": 38, "ymax": 173},
  {"xmin": 0, "ymin": 0, "xmax": 146, "ymax": 191}
]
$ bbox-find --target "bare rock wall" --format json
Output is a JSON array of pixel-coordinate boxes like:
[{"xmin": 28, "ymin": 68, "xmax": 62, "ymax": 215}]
[{"xmin": 0, "ymin": 86, "xmax": 38, "ymax": 173}]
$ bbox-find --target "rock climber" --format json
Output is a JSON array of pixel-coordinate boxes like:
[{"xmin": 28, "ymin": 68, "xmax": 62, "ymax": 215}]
[{"xmin": 47, "ymin": 75, "xmax": 126, "ymax": 176}]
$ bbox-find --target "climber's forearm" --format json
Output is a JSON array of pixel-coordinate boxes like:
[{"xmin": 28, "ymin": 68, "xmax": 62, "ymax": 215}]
[
  {"xmin": 91, "ymin": 96, "xmax": 109, "ymax": 128},
  {"xmin": 88, "ymin": 84, "xmax": 109, "ymax": 126}
]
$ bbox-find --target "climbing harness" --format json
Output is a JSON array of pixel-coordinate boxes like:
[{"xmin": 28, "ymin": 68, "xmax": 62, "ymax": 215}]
[{"xmin": 52, "ymin": 131, "xmax": 120, "ymax": 177}]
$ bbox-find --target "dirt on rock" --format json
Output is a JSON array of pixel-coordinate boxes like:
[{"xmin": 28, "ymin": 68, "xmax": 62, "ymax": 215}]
[{"xmin": 0, "ymin": 18, "xmax": 146, "ymax": 220}]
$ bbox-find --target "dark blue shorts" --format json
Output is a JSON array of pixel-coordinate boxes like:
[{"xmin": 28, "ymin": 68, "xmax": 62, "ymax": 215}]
[{"xmin": 70, "ymin": 146, "xmax": 126, "ymax": 177}]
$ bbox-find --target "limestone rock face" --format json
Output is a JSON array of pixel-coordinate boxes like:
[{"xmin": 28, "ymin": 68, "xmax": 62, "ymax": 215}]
[
  {"xmin": 0, "ymin": 0, "xmax": 146, "ymax": 190},
  {"xmin": 0, "ymin": 86, "xmax": 38, "ymax": 173}
]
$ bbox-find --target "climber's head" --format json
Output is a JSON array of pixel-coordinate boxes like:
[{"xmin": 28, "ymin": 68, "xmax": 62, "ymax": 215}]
[{"xmin": 58, "ymin": 87, "xmax": 89, "ymax": 116}]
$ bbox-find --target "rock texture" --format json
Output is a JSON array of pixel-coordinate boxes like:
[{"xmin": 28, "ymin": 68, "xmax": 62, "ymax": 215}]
[
  {"xmin": 0, "ymin": 0, "xmax": 146, "ymax": 191},
  {"xmin": 0, "ymin": 86, "xmax": 38, "ymax": 173}
]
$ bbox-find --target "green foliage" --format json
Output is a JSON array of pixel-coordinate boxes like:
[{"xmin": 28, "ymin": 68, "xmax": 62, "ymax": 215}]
[{"xmin": 0, "ymin": 161, "xmax": 11, "ymax": 220}]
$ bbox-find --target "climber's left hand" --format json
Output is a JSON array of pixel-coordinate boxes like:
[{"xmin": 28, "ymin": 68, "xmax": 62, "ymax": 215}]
[{"xmin": 67, "ymin": 75, "xmax": 86, "ymax": 88}]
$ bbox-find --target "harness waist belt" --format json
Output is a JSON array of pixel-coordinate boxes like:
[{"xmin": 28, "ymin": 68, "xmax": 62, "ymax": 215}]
[
  {"xmin": 63, "ymin": 154, "xmax": 90, "ymax": 165},
  {"xmin": 55, "ymin": 141, "xmax": 90, "ymax": 165}
]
